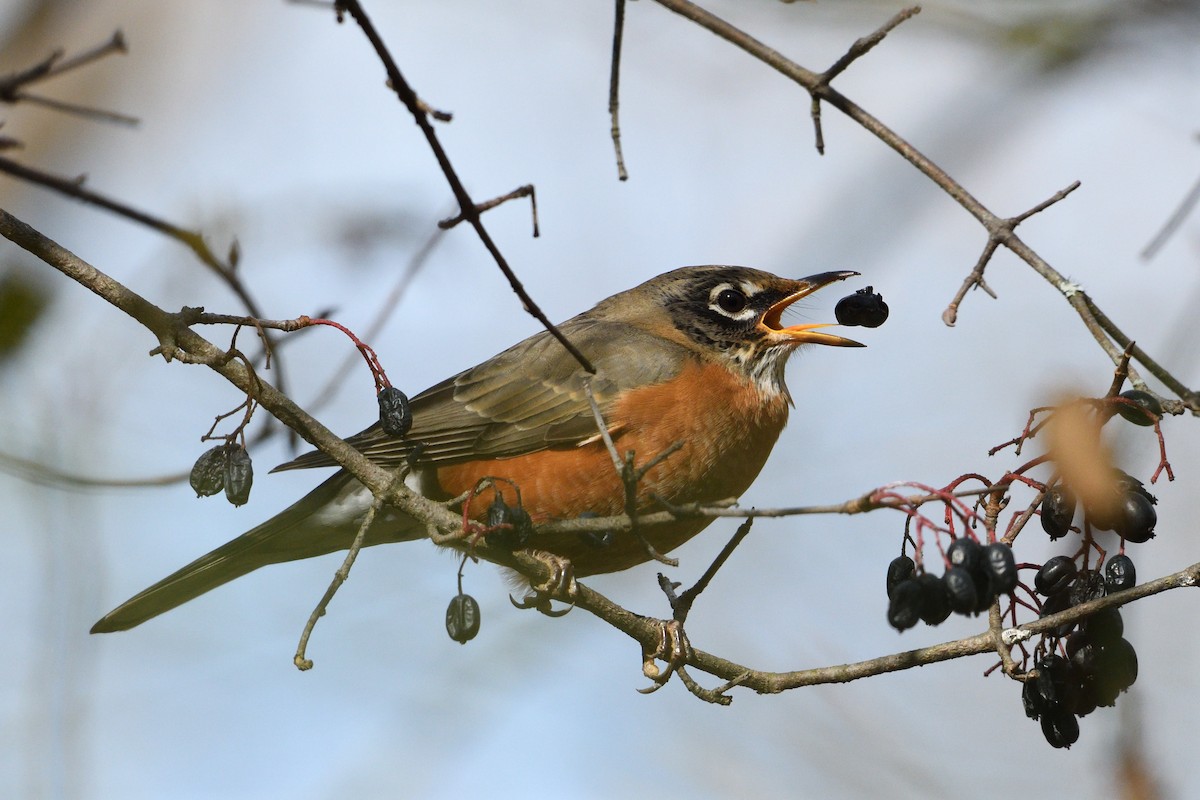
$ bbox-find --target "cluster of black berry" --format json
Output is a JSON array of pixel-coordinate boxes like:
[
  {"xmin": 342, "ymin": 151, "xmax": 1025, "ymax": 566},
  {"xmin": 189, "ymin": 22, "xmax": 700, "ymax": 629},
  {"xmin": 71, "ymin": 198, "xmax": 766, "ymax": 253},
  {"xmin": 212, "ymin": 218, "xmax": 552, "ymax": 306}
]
[
  {"xmin": 189, "ymin": 443, "xmax": 254, "ymax": 506},
  {"xmin": 1040, "ymin": 470, "xmax": 1157, "ymax": 543},
  {"xmin": 885, "ymin": 538, "xmax": 1017, "ymax": 631},
  {"xmin": 1024, "ymin": 448, "xmax": 1159, "ymax": 747},
  {"xmin": 1022, "ymin": 554, "xmax": 1139, "ymax": 747}
]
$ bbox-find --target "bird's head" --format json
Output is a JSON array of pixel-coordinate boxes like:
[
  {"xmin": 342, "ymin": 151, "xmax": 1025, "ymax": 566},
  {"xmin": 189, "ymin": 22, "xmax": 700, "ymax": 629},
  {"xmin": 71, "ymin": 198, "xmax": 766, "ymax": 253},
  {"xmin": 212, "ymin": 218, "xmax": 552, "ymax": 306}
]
[{"xmin": 596, "ymin": 265, "xmax": 865, "ymax": 398}]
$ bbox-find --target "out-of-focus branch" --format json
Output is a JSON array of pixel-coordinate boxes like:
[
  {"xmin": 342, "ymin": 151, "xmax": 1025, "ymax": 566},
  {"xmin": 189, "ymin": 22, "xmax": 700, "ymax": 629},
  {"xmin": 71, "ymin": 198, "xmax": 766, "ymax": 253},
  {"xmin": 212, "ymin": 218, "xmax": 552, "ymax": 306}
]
[{"xmin": 648, "ymin": 0, "xmax": 1199, "ymax": 415}]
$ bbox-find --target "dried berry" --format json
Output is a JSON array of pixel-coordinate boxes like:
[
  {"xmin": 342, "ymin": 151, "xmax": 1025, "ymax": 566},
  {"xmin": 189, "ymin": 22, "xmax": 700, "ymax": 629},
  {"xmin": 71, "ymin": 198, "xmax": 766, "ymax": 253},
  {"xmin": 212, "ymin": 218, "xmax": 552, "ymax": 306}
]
[
  {"xmin": 1035, "ymin": 556, "xmax": 1077, "ymax": 596},
  {"xmin": 1035, "ymin": 654, "xmax": 1072, "ymax": 712},
  {"xmin": 1040, "ymin": 486, "xmax": 1076, "ymax": 540},
  {"xmin": 834, "ymin": 286, "xmax": 889, "ymax": 328},
  {"xmin": 917, "ymin": 572, "xmax": 952, "ymax": 625},
  {"xmin": 189, "ymin": 445, "xmax": 227, "ymax": 497},
  {"xmin": 1022, "ymin": 678, "xmax": 1046, "ymax": 720},
  {"xmin": 887, "ymin": 579, "xmax": 923, "ymax": 631},
  {"xmin": 943, "ymin": 567, "xmax": 978, "ymax": 614},
  {"xmin": 223, "ymin": 444, "xmax": 253, "ymax": 507},
  {"xmin": 1069, "ymin": 569, "xmax": 1107, "ymax": 608},
  {"xmin": 984, "ymin": 542, "xmax": 1018, "ymax": 595},
  {"xmin": 1116, "ymin": 389, "xmax": 1162, "ymax": 427},
  {"xmin": 1105, "ymin": 554, "xmax": 1136, "ymax": 593},
  {"xmin": 377, "ymin": 386, "xmax": 413, "ymax": 437},
  {"xmin": 886, "ymin": 555, "xmax": 916, "ymax": 598},
  {"xmin": 1041, "ymin": 709, "xmax": 1080, "ymax": 749},
  {"xmin": 445, "ymin": 593, "xmax": 481, "ymax": 644},
  {"xmin": 486, "ymin": 494, "xmax": 534, "ymax": 548}
]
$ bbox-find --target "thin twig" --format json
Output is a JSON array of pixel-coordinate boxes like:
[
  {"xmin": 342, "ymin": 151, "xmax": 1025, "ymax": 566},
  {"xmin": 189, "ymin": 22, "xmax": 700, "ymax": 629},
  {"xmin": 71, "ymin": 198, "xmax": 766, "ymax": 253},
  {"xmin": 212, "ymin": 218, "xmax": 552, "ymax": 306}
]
[
  {"xmin": 609, "ymin": 0, "xmax": 630, "ymax": 180},
  {"xmin": 294, "ymin": 467, "xmax": 407, "ymax": 670},
  {"xmin": 334, "ymin": 0, "xmax": 595, "ymax": 374},
  {"xmin": 650, "ymin": 0, "xmax": 1198, "ymax": 414},
  {"xmin": 438, "ymin": 184, "xmax": 539, "ymax": 237}
]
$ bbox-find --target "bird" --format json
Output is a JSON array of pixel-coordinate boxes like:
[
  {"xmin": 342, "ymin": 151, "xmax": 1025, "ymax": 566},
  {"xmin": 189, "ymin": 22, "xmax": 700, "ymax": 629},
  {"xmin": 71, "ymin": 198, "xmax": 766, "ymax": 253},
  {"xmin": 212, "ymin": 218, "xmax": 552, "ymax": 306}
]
[{"xmin": 91, "ymin": 266, "xmax": 865, "ymax": 633}]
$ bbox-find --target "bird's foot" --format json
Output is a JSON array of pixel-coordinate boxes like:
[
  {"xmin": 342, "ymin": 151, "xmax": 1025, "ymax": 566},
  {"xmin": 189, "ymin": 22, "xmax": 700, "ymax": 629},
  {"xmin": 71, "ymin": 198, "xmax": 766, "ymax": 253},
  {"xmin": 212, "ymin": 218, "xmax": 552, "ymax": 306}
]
[
  {"xmin": 639, "ymin": 618, "xmax": 694, "ymax": 692},
  {"xmin": 509, "ymin": 549, "xmax": 577, "ymax": 617}
]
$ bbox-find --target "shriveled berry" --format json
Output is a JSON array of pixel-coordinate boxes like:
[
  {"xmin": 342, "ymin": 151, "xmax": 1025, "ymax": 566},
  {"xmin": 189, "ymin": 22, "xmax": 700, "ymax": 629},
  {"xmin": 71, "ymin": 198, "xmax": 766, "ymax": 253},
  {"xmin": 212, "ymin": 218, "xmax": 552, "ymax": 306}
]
[
  {"xmin": 377, "ymin": 386, "xmax": 413, "ymax": 437},
  {"xmin": 1035, "ymin": 556, "xmax": 1077, "ymax": 596},
  {"xmin": 1105, "ymin": 554, "xmax": 1136, "ymax": 593},
  {"xmin": 445, "ymin": 593, "xmax": 481, "ymax": 644},
  {"xmin": 887, "ymin": 579, "xmax": 923, "ymax": 631},
  {"xmin": 223, "ymin": 445, "xmax": 253, "ymax": 507},
  {"xmin": 189, "ymin": 446, "xmax": 227, "ymax": 497},
  {"xmin": 943, "ymin": 567, "xmax": 978, "ymax": 614},
  {"xmin": 917, "ymin": 572, "xmax": 952, "ymax": 625},
  {"xmin": 1114, "ymin": 470, "xmax": 1156, "ymax": 506},
  {"xmin": 984, "ymin": 542, "xmax": 1018, "ymax": 594},
  {"xmin": 487, "ymin": 494, "xmax": 534, "ymax": 548},
  {"xmin": 1041, "ymin": 709, "xmax": 1080, "ymax": 749},
  {"xmin": 1116, "ymin": 389, "xmax": 1162, "ymax": 427},
  {"xmin": 1069, "ymin": 569, "xmax": 1107, "ymax": 608},
  {"xmin": 1114, "ymin": 492, "xmax": 1156, "ymax": 543},
  {"xmin": 886, "ymin": 555, "xmax": 916, "ymax": 598},
  {"xmin": 1035, "ymin": 654, "xmax": 1071, "ymax": 711},
  {"xmin": 1022, "ymin": 678, "xmax": 1047, "ymax": 720},
  {"xmin": 1040, "ymin": 486, "xmax": 1076, "ymax": 539},
  {"xmin": 834, "ymin": 286, "xmax": 889, "ymax": 328},
  {"xmin": 947, "ymin": 537, "xmax": 982, "ymax": 572}
]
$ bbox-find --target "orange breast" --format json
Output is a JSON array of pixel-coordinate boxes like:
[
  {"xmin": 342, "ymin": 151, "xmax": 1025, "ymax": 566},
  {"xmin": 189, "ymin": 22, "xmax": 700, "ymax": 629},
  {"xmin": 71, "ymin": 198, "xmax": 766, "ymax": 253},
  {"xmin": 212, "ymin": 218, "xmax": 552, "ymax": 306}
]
[{"xmin": 434, "ymin": 360, "xmax": 789, "ymax": 575}]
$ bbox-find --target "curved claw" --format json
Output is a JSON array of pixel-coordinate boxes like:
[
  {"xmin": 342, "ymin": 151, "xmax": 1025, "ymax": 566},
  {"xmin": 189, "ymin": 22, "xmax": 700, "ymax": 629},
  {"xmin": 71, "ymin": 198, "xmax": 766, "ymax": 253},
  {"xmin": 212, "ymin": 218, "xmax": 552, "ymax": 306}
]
[{"xmin": 509, "ymin": 591, "xmax": 574, "ymax": 617}]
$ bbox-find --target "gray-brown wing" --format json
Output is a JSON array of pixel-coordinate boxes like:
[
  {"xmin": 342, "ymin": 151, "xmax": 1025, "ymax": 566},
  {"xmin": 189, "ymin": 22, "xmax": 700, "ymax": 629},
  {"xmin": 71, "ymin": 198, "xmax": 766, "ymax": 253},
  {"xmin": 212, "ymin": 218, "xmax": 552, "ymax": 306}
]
[{"xmin": 273, "ymin": 318, "xmax": 690, "ymax": 472}]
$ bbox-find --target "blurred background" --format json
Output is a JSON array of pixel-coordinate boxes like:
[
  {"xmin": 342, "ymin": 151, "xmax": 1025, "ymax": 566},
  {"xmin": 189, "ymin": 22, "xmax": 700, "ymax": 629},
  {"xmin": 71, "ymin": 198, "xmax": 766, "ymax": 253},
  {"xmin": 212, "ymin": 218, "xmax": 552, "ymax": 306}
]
[{"xmin": 1, "ymin": 1, "xmax": 1198, "ymax": 798}]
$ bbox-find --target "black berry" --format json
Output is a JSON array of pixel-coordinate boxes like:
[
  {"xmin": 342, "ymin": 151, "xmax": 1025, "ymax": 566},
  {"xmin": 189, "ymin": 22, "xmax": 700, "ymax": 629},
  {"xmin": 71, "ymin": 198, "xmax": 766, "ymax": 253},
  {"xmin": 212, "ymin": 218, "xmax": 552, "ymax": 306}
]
[
  {"xmin": 1035, "ymin": 556, "xmax": 1077, "ymax": 596},
  {"xmin": 1041, "ymin": 709, "xmax": 1080, "ymax": 749},
  {"xmin": 834, "ymin": 286, "xmax": 889, "ymax": 328},
  {"xmin": 947, "ymin": 537, "xmax": 982, "ymax": 572},
  {"xmin": 984, "ymin": 542, "xmax": 1018, "ymax": 595},
  {"xmin": 445, "ymin": 593, "xmax": 481, "ymax": 644},
  {"xmin": 886, "ymin": 555, "xmax": 916, "ymax": 598},
  {"xmin": 377, "ymin": 386, "xmax": 413, "ymax": 437},
  {"xmin": 1040, "ymin": 486, "xmax": 1076, "ymax": 540},
  {"xmin": 943, "ymin": 567, "xmax": 978, "ymax": 614},
  {"xmin": 1116, "ymin": 389, "xmax": 1162, "ymax": 427},
  {"xmin": 223, "ymin": 444, "xmax": 253, "ymax": 507},
  {"xmin": 916, "ymin": 572, "xmax": 952, "ymax": 625},
  {"xmin": 1105, "ymin": 554, "xmax": 1136, "ymax": 593},
  {"xmin": 887, "ymin": 579, "xmax": 923, "ymax": 631},
  {"xmin": 189, "ymin": 446, "xmax": 227, "ymax": 497}
]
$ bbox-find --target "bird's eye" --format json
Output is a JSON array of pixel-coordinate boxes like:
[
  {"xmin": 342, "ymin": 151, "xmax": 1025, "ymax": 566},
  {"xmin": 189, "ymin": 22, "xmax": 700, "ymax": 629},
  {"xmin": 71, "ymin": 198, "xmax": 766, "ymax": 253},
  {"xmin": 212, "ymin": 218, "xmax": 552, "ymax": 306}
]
[{"xmin": 715, "ymin": 288, "xmax": 748, "ymax": 314}]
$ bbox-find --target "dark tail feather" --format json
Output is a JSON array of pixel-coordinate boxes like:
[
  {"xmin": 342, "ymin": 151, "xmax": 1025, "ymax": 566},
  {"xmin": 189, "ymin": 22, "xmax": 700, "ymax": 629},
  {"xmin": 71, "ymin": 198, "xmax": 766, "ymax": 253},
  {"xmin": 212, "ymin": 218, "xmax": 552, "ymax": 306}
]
[{"xmin": 91, "ymin": 473, "xmax": 421, "ymax": 633}]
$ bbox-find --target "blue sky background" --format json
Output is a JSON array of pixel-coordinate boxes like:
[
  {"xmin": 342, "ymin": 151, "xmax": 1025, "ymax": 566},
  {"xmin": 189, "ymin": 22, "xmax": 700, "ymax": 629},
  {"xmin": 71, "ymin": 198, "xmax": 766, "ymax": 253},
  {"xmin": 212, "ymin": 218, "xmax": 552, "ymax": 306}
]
[{"xmin": 2, "ymin": 1, "xmax": 1199, "ymax": 798}]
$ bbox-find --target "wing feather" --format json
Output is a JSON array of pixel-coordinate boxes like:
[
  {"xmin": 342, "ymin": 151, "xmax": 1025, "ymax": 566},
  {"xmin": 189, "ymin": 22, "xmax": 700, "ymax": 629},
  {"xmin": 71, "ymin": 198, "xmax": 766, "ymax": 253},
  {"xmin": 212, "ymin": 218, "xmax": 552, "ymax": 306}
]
[{"xmin": 272, "ymin": 318, "xmax": 689, "ymax": 472}]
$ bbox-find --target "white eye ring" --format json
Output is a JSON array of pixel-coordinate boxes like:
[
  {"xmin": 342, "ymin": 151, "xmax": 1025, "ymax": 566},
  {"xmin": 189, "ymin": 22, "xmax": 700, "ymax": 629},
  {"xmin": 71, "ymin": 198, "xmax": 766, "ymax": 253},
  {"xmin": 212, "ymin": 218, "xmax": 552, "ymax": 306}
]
[{"xmin": 709, "ymin": 283, "xmax": 758, "ymax": 320}]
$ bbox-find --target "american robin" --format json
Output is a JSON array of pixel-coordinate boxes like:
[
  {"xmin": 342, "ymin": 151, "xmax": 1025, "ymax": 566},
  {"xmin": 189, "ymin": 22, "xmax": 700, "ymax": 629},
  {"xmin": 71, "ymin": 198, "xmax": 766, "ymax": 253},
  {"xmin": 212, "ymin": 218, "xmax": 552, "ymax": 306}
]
[{"xmin": 91, "ymin": 266, "xmax": 864, "ymax": 633}]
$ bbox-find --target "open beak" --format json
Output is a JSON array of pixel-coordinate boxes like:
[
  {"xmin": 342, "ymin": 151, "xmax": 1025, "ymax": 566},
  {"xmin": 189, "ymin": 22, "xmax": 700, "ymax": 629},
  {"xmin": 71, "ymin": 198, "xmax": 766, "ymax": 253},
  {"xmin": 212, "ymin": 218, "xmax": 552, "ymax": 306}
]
[{"xmin": 759, "ymin": 270, "xmax": 865, "ymax": 347}]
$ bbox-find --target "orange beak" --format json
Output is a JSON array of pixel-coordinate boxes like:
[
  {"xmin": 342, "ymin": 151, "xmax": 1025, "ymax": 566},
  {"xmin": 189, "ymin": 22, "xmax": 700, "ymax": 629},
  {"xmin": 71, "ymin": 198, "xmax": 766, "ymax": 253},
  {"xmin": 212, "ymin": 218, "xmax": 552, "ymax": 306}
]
[{"xmin": 759, "ymin": 270, "xmax": 865, "ymax": 347}]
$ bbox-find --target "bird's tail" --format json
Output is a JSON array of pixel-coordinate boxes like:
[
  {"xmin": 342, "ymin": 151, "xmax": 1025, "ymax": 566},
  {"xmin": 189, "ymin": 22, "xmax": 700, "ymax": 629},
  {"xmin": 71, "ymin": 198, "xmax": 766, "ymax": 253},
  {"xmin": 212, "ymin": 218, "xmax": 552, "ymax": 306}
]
[{"xmin": 90, "ymin": 472, "xmax": 423, "ymax": 633}]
